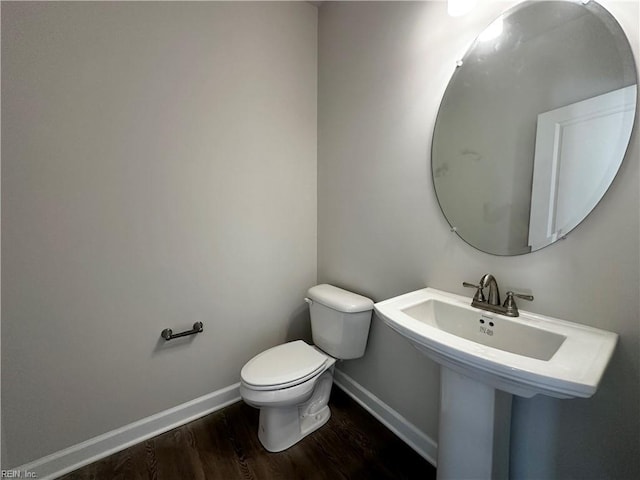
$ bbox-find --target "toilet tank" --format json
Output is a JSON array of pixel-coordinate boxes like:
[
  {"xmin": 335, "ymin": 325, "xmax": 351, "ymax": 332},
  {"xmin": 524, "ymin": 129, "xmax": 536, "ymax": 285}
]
[{"xmin": 306, "ymin": 284, "xmax": 374, "ymax": 360}]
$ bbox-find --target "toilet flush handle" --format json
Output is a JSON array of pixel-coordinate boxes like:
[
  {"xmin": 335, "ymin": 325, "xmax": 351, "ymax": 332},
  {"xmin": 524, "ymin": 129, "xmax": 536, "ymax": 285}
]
[{"xmin": 304, "ymin": 297, "xmax": 313, "ymax": 305}]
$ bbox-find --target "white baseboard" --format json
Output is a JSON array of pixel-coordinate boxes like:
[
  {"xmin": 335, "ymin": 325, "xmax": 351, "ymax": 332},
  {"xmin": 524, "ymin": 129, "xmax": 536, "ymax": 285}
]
[
  {"xmin": 333, "ymin": 369, "xmax": 438, "ymax": 467},
  {"xmin": 13, "ymin": 372, "xmax": 436, "ymax": 479},
  {"xmin": 13, "ymin": 383, "xmax": 241, "ymax": 480}
]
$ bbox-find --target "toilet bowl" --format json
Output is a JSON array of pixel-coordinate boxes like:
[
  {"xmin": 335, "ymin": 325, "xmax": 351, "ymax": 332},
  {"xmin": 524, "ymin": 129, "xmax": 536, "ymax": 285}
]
[
  {"xmin": 240, "ymin": 284, "xmax": 373, "ymax": 452},
  {"xmin": 240, "ymin": 340, "xmax": 337, "ymax": 451}
]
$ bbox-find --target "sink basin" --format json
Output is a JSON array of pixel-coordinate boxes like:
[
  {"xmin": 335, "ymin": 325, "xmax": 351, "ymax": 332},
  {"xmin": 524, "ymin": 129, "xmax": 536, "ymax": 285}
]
[
  {"xmin": 375, "ymin": 287, "xmax": 617, "ymax": 398},
  {"xmin": 402, "ymin": 299, "xmax": 566, "ymax": 361}
]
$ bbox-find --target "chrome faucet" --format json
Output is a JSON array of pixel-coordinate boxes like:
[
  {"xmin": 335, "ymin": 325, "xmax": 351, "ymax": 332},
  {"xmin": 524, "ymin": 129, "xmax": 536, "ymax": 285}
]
[
  {"xmin": 479, "ymin": 273, "xmax": 500, "ymax": 306},
  {"xmin": 463, "ymin": 274, "xmax": 533, "ymax": 317}
]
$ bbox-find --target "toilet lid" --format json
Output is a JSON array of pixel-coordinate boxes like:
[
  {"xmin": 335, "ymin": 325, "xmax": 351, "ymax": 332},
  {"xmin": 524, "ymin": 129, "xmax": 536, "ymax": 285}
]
[{"xmin": 241, "ymin": 340, "xmax": 329, "ymax": 388}]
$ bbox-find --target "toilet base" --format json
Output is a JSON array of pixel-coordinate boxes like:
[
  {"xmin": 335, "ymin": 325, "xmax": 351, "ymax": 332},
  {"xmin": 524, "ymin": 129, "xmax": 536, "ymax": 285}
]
[{"xmin": 257, "ymin": 369, "xmax": 334, "ymax": 452}]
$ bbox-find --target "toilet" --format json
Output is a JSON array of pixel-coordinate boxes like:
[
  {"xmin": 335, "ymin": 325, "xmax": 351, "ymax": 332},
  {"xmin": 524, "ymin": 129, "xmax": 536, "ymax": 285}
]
[{"xmin": 239, "ymin": 284, "xmax": 374, "ymax": 452}]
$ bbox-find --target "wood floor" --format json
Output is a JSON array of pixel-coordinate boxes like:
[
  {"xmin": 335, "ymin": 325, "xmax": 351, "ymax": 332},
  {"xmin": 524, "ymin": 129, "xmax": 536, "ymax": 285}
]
[{"xmin": 59, "ymin": 387, "xmax": 436, "ymax": 480}]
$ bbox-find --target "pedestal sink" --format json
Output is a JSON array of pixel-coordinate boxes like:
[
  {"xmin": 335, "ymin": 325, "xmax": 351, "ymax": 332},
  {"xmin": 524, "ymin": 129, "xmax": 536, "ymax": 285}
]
[{"xmin": 374, "ymin": 287, "xmax": 618, "ymax": 479}]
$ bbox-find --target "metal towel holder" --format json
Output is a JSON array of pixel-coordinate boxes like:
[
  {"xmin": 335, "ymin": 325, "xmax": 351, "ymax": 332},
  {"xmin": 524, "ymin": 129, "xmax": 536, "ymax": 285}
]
[{"xmin": 161, "ymin": 322, "xmax": 204, "ymax": 341}]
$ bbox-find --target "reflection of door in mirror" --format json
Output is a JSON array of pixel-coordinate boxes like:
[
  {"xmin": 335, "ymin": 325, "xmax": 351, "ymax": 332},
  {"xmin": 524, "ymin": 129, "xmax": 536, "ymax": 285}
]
[{"xmin": 528, "ymin": 84, "xmax": 637, "ymax": 250}]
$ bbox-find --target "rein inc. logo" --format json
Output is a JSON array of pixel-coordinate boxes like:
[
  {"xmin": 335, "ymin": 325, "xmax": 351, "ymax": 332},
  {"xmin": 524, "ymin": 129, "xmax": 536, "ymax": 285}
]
[{"xmin": 1, "ymin": 471, "xmax": 37, "ymax": 478}]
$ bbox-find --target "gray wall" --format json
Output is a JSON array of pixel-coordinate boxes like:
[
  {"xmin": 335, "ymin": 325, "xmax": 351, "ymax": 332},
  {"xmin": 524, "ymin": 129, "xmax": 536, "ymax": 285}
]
[
  {"xmin": 318, "ymin": 1, "xmax": 639, "ymax": 479},
  {"xmin": 1, "ymin": 1, "xmax": 317, "ymax": 467}
]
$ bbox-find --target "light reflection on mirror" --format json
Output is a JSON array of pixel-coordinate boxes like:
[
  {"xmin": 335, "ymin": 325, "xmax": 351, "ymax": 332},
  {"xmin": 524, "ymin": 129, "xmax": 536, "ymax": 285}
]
[{"xmin": 478, "ymin": 16, "xmax": 504, "ymax": 42}]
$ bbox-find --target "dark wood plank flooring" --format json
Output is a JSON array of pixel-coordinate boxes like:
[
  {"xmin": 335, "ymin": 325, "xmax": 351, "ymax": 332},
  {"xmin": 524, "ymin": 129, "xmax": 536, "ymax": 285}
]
[{"xmin": 59, "ymin": 387, "xmax": 436, "ymax": 479}]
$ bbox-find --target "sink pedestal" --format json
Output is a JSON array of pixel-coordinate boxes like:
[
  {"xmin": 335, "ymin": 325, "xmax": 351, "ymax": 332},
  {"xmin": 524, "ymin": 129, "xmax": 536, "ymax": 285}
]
[{"xmin": 438, "ymin": 367, "xmax": 512, "ymax": 480}]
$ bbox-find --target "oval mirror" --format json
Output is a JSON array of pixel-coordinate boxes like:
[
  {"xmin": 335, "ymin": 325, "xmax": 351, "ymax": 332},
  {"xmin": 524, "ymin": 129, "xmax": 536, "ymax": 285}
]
[{"xmin": 432, "ymin": 0, "xmax": 637, "ymax": 255}]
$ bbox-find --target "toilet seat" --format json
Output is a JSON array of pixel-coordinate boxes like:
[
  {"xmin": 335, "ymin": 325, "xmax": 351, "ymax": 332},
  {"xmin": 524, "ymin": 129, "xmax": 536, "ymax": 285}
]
[{"xmin": 241, "ymin": 340, "xmax": 330, "ymax": 391}]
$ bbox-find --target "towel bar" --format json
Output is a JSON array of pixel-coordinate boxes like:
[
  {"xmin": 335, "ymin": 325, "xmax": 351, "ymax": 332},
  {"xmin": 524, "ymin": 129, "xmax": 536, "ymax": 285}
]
[{"xmin": 161, "ymin": 322, "xmax": 204, "ymax": 341}]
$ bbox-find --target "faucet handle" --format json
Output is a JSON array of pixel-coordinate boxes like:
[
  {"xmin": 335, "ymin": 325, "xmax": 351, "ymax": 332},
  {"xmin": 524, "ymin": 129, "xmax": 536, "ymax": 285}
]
[
  {"xmin": 503, "ymin": 291, "xmax": 534, "ymax": 316},
  {"xmin": 509, "ymin": 291, "xmax": 534, "ymax": 302},
  {"xmin": 463, "ymin": 281, "xmax": 486, "ymax": 303}
]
